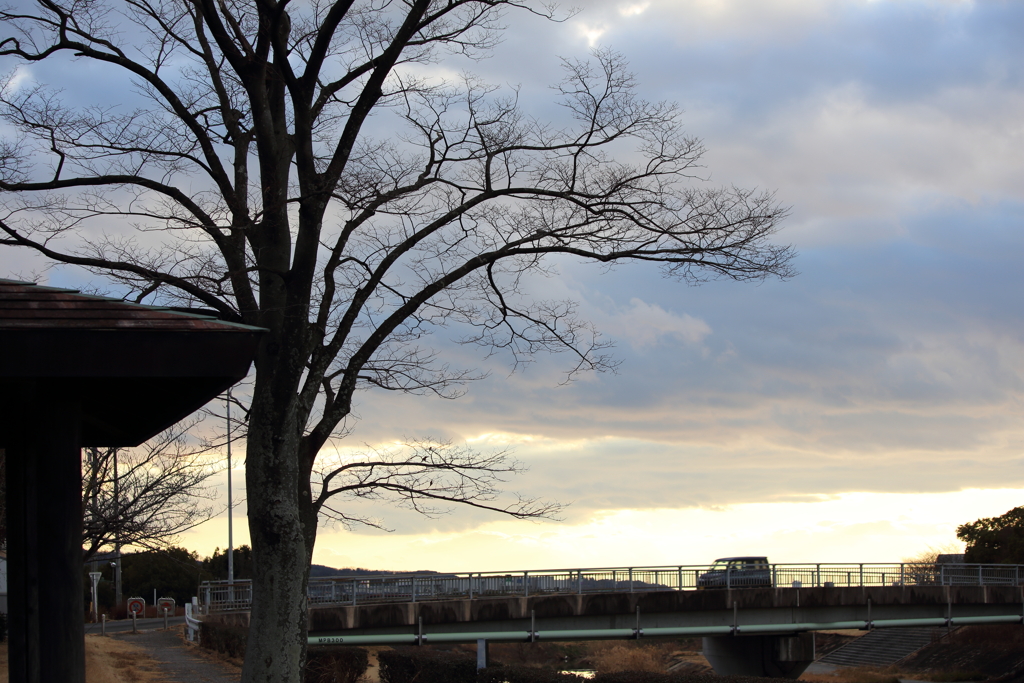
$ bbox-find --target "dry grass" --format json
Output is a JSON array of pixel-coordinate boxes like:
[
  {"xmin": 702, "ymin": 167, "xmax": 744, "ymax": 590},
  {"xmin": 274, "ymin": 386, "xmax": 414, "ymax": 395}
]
[
  {"xmin": 0, "ymin": 636, "xmax": 165, "ymax": 683},
  {"xmin": 588, "ymin": 642, "xmax": 670, "ymax": 673},
  {"xmin": 801, "ymin": 665, "xmax": 901, "ymax": 683}
]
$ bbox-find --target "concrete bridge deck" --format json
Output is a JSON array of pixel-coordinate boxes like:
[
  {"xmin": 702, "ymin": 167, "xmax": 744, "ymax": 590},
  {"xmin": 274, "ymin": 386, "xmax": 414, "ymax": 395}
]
[
  {"xmin": 305, "ymin": 584, "xmax": 1024, "ymax": 642},
  {"xmin": 199, "ymin": 562, "xmax": 1024, "ymax": 644},
  {"xmin": 200, "ymin": 566, "xmax": 1024, "ymax": 679}
]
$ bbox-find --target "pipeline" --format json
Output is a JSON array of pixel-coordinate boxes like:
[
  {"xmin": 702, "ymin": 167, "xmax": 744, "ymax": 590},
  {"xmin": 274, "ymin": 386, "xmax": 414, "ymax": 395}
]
[{"xmin": 308, "ymin": 613, "xmax": 1024, "ymax": 647}]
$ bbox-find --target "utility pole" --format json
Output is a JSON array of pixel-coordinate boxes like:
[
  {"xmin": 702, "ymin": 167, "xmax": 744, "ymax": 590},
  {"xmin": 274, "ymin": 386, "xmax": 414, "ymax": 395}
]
[
  {"xmin": 226, "ymin": 388, "xmax": 234, "ymax": 594},
  {"xmin": 114, "ymin": 448, "xmax": 122, "ymax": 609}
]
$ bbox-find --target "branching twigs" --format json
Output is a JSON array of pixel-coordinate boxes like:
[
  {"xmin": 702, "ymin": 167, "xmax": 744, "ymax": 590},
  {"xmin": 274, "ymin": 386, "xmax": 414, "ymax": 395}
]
[
  {"xmin": 313, "ymin": 439, "xmax": 561, "ymax": 526},
  {"xmin": 82, "ymin": 418, "xmax": 219, "ymax": 562},
  {"xmin": 0, "ymin": 3, "xmax": 794, "ymax": 678}
]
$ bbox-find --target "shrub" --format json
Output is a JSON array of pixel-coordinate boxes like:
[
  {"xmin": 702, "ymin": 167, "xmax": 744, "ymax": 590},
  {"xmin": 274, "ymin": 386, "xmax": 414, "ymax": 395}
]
[
  {"xmin": 952, "ymin": 624, "xmax": 1024, "ymax": 646},
  {"xmin": 305, "ymin": 646, "xmax": 370, "ymax": 683},
  {"xmin": 198, "ymin": 620, "xmax": 248, "ymax": 659},
  {"xmin": 378, "ymin": 647, "xmax": 478, "ymax": 683},
  {"xmin": 477, "ymin": 666, "xmax": 586, "ymax": 683},
  {"xmin": 924, "ymin": 671, "xmax": 987, "ymax": 683},
  {"xmin": 593, "ymin": 673, "xmax": 678, "ymax": 683},
  {"xmin": 593, "ymin": 673, "xmax": 794, "ymax": 683}
]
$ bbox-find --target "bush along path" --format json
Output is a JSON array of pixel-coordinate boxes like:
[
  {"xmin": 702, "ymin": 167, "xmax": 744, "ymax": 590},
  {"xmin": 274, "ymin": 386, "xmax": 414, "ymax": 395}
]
[{"xmin": 113, "ymin": 628, "xmax": 241, "ymax": 682}]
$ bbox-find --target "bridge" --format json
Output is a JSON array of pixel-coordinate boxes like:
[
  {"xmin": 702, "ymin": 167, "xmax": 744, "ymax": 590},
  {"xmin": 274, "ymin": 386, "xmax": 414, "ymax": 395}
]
[{"xmin": 201, "ymin": 562, "xmax": 1024, "ymax": 678}]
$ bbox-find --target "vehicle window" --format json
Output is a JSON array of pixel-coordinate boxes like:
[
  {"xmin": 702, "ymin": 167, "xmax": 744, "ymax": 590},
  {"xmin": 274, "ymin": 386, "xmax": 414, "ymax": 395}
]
[{"xmin": 711, "ymin": 560, "xmax": 730, "ymax": 571}]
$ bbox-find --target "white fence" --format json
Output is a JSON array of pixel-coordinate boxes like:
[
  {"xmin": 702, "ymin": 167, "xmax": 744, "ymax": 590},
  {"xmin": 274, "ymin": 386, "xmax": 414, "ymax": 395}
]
[{"xmin": 201, "ymin": 562, "xmax": 1024, "ymax": 613}]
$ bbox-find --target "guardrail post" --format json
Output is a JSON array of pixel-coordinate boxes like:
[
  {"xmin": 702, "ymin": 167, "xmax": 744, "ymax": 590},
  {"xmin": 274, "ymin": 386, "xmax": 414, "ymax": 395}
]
[
  {"xmin": 816, "ymin": 564, "xmax": 820, "ymax": 587},
  {"xmin": 578, "ymin": 570, "xmax": 583, "ymax": 595},
  {"xmin": 629, "ymin": 568, "xmax": 634, "ymax": 593},
  {"xmin": 412, "ymin": 576, "xmax": 417, "ymax": 603},
  {"xmin": 726, "ymin": 567, "xmax": 731, "ymax": 589},
  {"xmin": 979, "ymin": 565, "xmax": 983, "ymax": 586},
  {"xmin": 524, "ymin": 571, "xmax": 529, "ymax": 598},
  {"xmin": 900, "ymin": 563, "xmax": 905, "ymax": 586},
  {"xmin": 859, "ymin": 564, "xmax": 863, "ymax": 588},
  {"xmin": 677, "ymin": 566, "xmax": 682, "ymax": 591},
  {"xmin": 353, "ymin": 579, "xmax": 357, "ymax": 606}
]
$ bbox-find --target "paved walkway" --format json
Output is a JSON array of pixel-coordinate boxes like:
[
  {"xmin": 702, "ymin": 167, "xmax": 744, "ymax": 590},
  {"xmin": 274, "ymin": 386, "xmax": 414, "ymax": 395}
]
[{"xmin": 113, "ymin": 629, "xmax": 241, "ymax": 683}]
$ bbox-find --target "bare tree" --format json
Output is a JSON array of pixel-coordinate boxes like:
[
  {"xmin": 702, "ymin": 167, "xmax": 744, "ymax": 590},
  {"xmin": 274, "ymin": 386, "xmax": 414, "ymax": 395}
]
[
  {"xmin": 82, "ymin": 420, "xmax": 218, "ymax": 562},
  {"xmin": 0, "ymin": 1, "xmax": 794, "ymax": 680},
  {"xmin": 900, "ymin": 542, "xmax": 963, "ymax": 566},
  {"xmin": 0, "ymin": 423, "xmax": 216, "ymax": 569}
]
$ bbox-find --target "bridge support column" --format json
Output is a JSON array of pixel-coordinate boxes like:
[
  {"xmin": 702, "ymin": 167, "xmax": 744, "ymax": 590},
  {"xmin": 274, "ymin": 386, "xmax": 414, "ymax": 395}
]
[
  {"xmin": 703, "ymin": 632, "xmax": 814, "ymax": 679},
  {"xmin": 476, "ymin": 639, "xmax": 489, "ymax": 669}
]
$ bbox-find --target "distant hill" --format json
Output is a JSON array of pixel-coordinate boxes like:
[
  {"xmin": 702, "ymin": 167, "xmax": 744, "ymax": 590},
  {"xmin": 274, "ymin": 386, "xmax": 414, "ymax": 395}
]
[{"xmin": 308, "ymin": 564, "xmax": 444, "ymax": 578}]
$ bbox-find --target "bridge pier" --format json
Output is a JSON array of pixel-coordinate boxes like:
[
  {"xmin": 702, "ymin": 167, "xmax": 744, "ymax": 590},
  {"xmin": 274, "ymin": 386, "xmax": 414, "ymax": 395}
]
[{"xmin": 703, "ymin": 632, "xmax": 815, "ymax": 679}]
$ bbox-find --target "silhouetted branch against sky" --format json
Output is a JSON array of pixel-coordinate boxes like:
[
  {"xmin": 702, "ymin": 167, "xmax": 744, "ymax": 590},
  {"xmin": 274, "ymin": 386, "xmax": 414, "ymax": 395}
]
[
  {"xmin": 0, "ymin": 1, "xmax": 794, "ymax": 680},
  {"xmin": 82, "ymin": 417, "xmax": 219, "ymax": 562}
]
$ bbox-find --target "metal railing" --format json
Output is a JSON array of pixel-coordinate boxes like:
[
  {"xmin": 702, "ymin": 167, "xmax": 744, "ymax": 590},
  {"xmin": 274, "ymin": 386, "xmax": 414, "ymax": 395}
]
[
  {"xmin": 201, "ymin": 562, "xmax": 1024, "ymax": 612},
  {"xmin": 184, "ymin": 602, "xmax": 201, "ymax": 641}
]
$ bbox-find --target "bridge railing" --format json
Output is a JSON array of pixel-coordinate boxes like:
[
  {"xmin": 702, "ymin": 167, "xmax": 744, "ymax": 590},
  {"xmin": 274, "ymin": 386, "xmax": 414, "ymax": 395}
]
[{"xmin": 200, "ymin": 562, "xmax": 1024, "ymax": 612}]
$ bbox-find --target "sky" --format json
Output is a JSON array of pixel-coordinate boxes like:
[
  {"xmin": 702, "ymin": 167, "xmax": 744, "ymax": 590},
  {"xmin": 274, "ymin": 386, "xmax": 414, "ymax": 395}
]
[{"xmin": 3, "ymin": 0, "xmax": 1024, "ymax": 572}]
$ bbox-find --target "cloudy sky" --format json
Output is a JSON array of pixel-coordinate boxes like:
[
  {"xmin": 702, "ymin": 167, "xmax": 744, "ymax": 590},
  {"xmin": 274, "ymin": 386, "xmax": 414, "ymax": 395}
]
[{"xmin": 5, "ymin": 0, "xmax": 1024, "ymax": 572}]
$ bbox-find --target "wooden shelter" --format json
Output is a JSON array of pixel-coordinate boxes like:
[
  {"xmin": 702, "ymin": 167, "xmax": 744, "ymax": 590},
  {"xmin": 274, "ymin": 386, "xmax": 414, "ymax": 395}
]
[{"xmin": 0, "ymin": 279, "xmax": 263, "ymax": 683}]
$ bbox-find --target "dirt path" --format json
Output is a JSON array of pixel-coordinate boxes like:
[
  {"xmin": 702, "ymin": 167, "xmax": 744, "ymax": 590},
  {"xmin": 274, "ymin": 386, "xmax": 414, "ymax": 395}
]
[
  {"xmin": 112, "ymin": 629, "xmax": 241, "ymax": 683},
  {"xmin": 1, "ymin": 636, "xmax": 171, "ymax": 683}
]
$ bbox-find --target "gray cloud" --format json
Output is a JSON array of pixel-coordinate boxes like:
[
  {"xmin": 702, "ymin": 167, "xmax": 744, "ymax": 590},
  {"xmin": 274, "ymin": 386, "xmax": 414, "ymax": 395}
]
[{"xmin": 5, "ymin": 0, "xmax": 1023, "ymax": 543}]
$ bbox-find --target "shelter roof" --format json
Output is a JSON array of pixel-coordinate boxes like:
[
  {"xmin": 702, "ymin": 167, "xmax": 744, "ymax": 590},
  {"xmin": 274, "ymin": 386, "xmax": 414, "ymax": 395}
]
[
  {"xmin": 0, "ymin": 279, "xmax": 264, "ymax": 446},
  {"xmin": 0, "ymin": 278, "xmax": 248, "ymax": 331}
]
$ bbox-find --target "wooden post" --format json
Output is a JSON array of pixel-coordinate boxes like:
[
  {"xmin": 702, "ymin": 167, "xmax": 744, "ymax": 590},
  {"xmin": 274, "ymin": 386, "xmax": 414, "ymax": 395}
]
[{"xmin": 6, "ymin": 388, "xmax": 85, "ymax": 683}]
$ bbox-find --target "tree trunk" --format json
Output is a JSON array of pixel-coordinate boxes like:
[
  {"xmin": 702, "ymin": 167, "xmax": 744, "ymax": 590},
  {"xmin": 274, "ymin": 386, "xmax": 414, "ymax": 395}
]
[{"xmin": 241, "ymin": 378, "xmax": 311, "ymax": 682}]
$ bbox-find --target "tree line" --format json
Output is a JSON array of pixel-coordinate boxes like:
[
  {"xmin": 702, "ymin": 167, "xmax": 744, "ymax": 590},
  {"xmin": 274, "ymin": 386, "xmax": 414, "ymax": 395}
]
[
  {"xmin": 87, "ymin": 544, "xmax": 253, "ymax": 611},
  {"xmin": 86, "ymin": 544, "xmax": 434, "ymax": 613},
  {"xmin": 958, "ymin": 507, "xmax": 1024, "ymax": 565}
]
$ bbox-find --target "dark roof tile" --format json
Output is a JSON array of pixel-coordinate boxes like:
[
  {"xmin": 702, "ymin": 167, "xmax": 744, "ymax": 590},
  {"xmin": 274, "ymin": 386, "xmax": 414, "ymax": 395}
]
[{"xmin": 0, "ymin": 279, "xmax": 248, "ymax": 331}]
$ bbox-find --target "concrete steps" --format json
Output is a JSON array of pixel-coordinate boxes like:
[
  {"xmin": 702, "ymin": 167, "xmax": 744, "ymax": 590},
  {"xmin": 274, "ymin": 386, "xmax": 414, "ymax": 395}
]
[{"xmin": 818, "ymin": 628, "xmax": 946, "ymax": 668}]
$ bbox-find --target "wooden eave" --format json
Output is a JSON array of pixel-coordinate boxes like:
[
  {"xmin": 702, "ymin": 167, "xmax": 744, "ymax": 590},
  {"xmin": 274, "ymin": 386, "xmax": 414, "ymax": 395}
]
[{"xmin": 0, "ymin": 279, "xmax": 264, "ymax": 446}]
